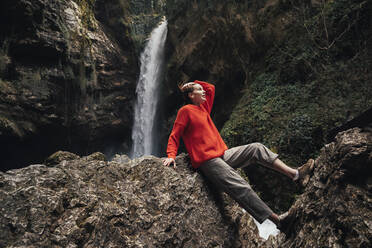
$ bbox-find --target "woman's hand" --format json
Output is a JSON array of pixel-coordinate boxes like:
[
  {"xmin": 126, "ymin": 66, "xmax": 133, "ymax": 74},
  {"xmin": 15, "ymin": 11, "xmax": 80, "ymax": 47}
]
[
  {"xmin": 163, "ymin": 157, "xmax": 176, "ymax": 168},
  {"xmin": 180, "ymin": 82, "xmax": 194, "ymax": 92}
]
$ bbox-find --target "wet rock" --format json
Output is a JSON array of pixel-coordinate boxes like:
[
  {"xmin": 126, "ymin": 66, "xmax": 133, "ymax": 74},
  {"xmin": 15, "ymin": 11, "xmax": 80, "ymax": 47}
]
[
  {"xmin": 0, "ymin": 153, "xmax": 265, "ymax": 248},
  {"xmin": 95, "ymin": 0, "xmax": 166, "ymax": 53}
]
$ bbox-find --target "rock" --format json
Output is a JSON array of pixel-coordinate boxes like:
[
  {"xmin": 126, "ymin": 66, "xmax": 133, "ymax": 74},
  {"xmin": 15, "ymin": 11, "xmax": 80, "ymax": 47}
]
[
  {"xmin": 0, "ymin": 153, "xmax": 265, "ymax": 248},
  {"xmin": 95, "ymin": 0, "xmax": 166, "ymax": 53},
  {"xmin": 1, "ymin": 127, "xmax": 371, "ymax": 247},
  {"xmin": 45, "ymin": 151, "xmax": 80, "ymax": 166},
  {"xmin": 111, "ymin": 154, "xmax": 131, "ymax": 164},
  {"xmin": 271, "ymin": 128, "xmax": 372, "ymax": 247},
  {"xmin": 328, "ymin": 107, "xmax": 372, "ymax": 142},
  {"xmin": 82, "ymin": 152, "xmax": 106, "ymax": 162},
  {"xmin": 0, "ymin": 0, "xmax": 139, "ymax": 171}
]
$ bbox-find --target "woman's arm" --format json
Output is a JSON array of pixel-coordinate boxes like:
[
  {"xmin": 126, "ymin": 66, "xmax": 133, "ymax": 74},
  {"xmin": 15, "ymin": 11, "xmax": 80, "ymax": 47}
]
[
  {"xmin": 195, "ymin": 80, "xmax": 215, "ymax": 114},
  {"xmin": 164, "ymin": 108, "xmax": 189, "ymax": 167},
  {"xmin": 166, "ymin": 122, "xmax": 186, "ymax": 159}
]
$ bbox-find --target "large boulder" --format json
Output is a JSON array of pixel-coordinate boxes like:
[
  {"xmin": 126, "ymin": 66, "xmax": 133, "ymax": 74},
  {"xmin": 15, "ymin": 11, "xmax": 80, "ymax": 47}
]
[
  {"xmin": 0, "ymin": 153, "xmax": 264, "ymax": 248},
  {"xmin": 272, "ymin": 127, "xmax": 372, "ymax": 247},
  {"xmin": 0, "ymin": 127, "xmax": 371, "ymax": 247}
]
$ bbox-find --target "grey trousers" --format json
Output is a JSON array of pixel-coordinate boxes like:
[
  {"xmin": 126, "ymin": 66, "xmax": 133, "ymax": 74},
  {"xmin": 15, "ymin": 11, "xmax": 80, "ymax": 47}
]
[{"xmin": 198, "ymin": 143, "xmax": 279, "ymax": 223}]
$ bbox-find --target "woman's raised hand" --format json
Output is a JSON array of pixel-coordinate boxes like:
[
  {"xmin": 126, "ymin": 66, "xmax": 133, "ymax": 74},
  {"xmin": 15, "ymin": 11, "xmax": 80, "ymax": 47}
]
[
  {"xmin": 163, "ymin": 157, "xmax": 176, "ymax": 168},
  {"xmin": 179, "ymin": 82, "xmax": 194, "ymax": 92}
]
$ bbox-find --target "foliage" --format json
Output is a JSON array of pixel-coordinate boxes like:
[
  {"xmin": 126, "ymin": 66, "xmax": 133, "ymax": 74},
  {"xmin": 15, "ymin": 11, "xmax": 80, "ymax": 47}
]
[
  {"xmin": 221, "ymin": 0, "xmax": 372, "ymax": 167},
  {"xmin": 279, "ymin": 114, "xmax": 319, "ymax": 160}
]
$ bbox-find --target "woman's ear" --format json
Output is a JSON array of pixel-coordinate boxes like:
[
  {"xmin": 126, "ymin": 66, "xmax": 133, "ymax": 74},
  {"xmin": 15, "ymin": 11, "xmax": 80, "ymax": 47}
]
[{"xmin": 188, "ymin": 92, "xmax": 193, "ymax": 99}]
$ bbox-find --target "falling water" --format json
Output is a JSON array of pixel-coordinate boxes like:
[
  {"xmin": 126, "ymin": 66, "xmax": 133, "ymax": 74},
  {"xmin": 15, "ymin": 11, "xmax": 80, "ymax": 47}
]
[{"xmin": 131, "ymin": 18, "xmax": 168, "ymax": 158}]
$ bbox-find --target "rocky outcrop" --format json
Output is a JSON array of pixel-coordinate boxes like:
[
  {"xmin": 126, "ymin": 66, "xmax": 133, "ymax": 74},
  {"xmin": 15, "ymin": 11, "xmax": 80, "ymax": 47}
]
[
  {"xmin": 0, "ymin": 152, "xmax": 265, "ymax": 248},
  {"xmin": 1, "ymin": 127, "xmax": 370, "ymax": 247},
  {"xmin": 0, "ymin": 0, "xmax": 139, "ymax": 170},
  {"xmin": 273, "ymin": 127, "xmax": 372, "ymax": 247},
  {"xmin": 328, "ymin": 107, "xmax": 372, "ymax": 142}
]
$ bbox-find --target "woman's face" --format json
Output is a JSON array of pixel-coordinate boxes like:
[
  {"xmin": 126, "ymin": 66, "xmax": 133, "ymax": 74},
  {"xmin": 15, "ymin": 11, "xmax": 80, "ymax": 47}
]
[{"xmin": 189, "ymin": 84, "xmax": 206, "ymax": 105}]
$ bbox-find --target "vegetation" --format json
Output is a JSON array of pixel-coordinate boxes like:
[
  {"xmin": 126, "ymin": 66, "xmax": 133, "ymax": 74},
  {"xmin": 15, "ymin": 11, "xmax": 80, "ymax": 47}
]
[
  {"xmin": 75, "ymin": 0, "xmax": 97, "ymax": 31},
  {"xmin": 221, "ymin": 0, "xmax": 372, "ymax": 166}
]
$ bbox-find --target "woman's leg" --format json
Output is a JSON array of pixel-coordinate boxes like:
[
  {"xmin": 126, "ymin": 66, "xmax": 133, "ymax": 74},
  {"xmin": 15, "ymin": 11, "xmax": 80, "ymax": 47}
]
[
  {"xmin": 199, "ymin": 157, "xmax": 274, "ymax": 224},
  {"xmin": 271, "ymin": 158, "xmax": 297, "ymax": 180},
  {"xmin": 223, "ymin": 143, "xmax": 297, "ymax": 180}
]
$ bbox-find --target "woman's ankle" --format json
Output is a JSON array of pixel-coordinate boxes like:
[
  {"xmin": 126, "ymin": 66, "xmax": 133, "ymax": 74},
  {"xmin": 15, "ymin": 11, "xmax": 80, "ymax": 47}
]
[{"xmin": 268, "ymin": 213, "xmax": 280, "ymax": 226}]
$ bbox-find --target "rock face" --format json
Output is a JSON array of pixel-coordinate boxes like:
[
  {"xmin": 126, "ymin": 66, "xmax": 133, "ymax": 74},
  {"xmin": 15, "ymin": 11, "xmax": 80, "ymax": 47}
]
[
  {"xmin": 0, "ymin": 0, "xmax": 139, "ymax": 170},
  {"xmin": 0, "ymin": 152, "xmax": 264, "ymax": 248},
  {"xmin": 274, "ymin": 127, "xmax": 372, "ymax": 247},
  {"xmin": 94, "ymin": 0, "xmax": 166, "ymax": 54},
  {"xmin": 163, "ymin": 0, "xmax": 259, "ymax": 128}
]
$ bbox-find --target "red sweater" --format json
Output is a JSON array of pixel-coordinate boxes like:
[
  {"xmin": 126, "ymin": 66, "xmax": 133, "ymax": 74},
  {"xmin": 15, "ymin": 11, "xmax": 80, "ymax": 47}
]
[{"xmin": 166, "ymin": 80, "xmax": 228, "ymax": 168}]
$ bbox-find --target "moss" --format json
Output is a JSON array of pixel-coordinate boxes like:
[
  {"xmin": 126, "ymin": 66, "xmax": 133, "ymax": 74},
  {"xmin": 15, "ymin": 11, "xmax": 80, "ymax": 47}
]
[
  {"xmin": 62, "ymin": 1, "xmax": 100, "ymax": 108},
  {"xmin": 69, "ymin": 0, "xmax": 97, "ymax": 55},
  {"xmin": 75, "ymin": 0, "xmax": 97, "ymax": 31}
]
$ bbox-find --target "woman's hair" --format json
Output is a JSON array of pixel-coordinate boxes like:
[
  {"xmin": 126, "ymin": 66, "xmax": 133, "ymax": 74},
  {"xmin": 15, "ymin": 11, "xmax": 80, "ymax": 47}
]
[{"xmin": 178, "ymin": 82, "xmax": 195, "ymax": 104}]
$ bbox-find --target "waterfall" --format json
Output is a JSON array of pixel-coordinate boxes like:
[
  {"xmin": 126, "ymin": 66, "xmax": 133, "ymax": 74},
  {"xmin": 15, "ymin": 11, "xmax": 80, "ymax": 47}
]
[{"xmin": 131, "ymin": 18, "xmax": 168, "ymax": 158}]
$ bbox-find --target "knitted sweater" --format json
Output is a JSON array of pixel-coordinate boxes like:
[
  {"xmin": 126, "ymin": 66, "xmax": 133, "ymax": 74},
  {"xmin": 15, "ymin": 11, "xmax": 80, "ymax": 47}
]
[{"xmin": 166, "ymin": 80, "xmax": 228, "ymax": 168}]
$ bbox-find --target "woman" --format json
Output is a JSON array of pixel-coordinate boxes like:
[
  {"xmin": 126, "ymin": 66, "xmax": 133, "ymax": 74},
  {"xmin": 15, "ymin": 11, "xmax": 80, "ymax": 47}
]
[{"xmin": 163, "ymin": 80, "xmax": 314, "ymax": 231}]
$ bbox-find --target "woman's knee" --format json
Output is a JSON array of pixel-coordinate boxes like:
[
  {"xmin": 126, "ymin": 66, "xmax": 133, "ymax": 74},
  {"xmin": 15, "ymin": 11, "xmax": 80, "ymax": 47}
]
[
  {"xmin": 247, "ymin": 142, "xmax": 271, "ymax": 160},
  {"xmin": 249, "ymin": 142, "xmax": 265, "ymax": 151}
]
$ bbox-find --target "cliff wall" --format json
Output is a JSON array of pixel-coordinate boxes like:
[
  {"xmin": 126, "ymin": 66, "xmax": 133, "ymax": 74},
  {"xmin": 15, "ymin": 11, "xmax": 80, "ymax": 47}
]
[{"xmin": 0, "ymin": 0, "xmax": 166, "ymax": 171}]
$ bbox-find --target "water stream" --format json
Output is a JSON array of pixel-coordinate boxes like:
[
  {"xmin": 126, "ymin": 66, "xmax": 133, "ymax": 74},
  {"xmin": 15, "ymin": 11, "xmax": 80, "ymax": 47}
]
[{"xmin": 131, "ymin": 18, "xmax": 168, "ymax": 158}]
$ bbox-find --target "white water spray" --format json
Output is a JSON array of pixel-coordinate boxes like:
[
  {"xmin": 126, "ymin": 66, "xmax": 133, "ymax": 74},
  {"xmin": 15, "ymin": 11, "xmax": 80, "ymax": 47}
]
[{"xmin": 131, "ymin": 18, "xmax": 168, "ymax": 158}]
